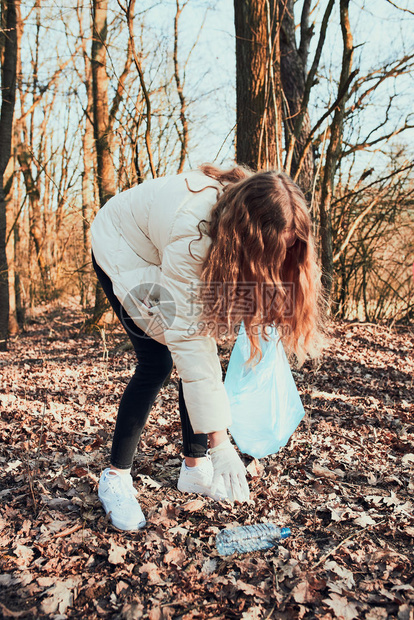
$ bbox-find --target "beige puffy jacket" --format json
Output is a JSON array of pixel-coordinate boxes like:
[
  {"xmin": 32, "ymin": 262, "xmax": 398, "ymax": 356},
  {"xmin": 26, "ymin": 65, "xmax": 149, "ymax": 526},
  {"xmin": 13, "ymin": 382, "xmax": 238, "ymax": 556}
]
[{"xmin": 90, "ymin": 169, "xmax": 231, "ymax": 434}]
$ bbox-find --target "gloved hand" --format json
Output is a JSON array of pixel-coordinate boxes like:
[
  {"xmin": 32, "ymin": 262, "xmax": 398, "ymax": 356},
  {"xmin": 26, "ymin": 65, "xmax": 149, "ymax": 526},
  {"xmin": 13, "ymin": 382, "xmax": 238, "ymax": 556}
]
[{"xmin": 209, "ymin": 438, "xmax": 250, "ymax": 502}]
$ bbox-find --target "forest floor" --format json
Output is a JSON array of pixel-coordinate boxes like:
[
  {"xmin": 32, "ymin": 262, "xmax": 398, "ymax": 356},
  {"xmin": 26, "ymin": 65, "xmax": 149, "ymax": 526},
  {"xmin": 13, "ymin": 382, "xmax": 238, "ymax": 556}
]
[{"xmin": 0, "ymin": 300, "xmax": 413, "ymax": 620}]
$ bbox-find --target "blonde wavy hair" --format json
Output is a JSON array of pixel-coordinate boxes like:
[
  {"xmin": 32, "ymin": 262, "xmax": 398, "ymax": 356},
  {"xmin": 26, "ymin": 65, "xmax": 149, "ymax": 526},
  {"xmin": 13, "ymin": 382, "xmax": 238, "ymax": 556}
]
[{"xmin": 192, "ymin": 163, "xmax": 325, "ymax": 365}]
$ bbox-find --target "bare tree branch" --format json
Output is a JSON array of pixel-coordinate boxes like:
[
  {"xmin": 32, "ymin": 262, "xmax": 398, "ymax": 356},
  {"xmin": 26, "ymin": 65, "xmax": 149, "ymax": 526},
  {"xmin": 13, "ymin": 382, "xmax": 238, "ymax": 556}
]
[
  {"xmin": 173, "ymin": 0, "xmax": 188, "ymax": 174},
  {"xmin": 385, "ymin": 0, "xmax": 414, "ymax": 16},
  {"xmin": 118, "ymin": 0, "xmax": 156, "ymax": 178}
]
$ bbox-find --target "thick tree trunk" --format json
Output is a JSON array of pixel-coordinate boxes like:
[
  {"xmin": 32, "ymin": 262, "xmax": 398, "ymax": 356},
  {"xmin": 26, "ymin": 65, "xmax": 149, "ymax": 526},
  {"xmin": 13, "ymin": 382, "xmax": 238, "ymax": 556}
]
[
  {"xmin": 234, "ymin": 0, "xmax": 283, "ymax": 170},
  {"xmin": 234, "ymin": 0, "xmax": 315, "ymax": 191},
  {"xmin": 319, "ymin": 0, "xmax": 353, "ymax": 299},
  {"xmin": 0, "ymin": 0, "xmax": 18, "ymax": 350},
  {"xmin": 279, "ymin": 0, "xmax": 314, "ymax": 198}
]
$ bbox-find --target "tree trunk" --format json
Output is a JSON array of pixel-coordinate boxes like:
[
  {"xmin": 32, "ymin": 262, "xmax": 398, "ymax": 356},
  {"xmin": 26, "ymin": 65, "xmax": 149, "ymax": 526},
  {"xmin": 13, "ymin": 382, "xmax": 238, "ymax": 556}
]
[
  {"xmin": 279, "ymin": 0, "xmax": 314, "ymax": 197},
  {"xmin": 12, "ymin": 164, "xmax": 23, "ymax": 326},
  {"xmin": 174, "ymin": 0, "xmax": 188, "ymax": 173},
  {"xmin": 5, "ymin": 158, "xmax": 18, "ymax": 334},
  {"xmin": 234, "ymin": 0, "xmax": 316, "ymax": 191},
  {"xmin": 91, "ymin": 0, "xmax": 116, "ymax": 322},
  {"xmin": 234, "ymin": 0, "xmax": 283, "ymax": 170},
  {"xmin": 0, "ymin": 0, "xmax": 18, "ymax": 350},
  {"xmin": 91, "ymin": 0, "xmax": 116, "ymax": 207},
  {"xmin": 80, "ymin": 80, "xmax": 95, "ymax": 308},
  {"xmin": 319, "ymin": 0, "xmax": 353, "ymax": 299},
  {"xmin": 17, "ymin": 147, "xmax": 51, "ymax": 298}
]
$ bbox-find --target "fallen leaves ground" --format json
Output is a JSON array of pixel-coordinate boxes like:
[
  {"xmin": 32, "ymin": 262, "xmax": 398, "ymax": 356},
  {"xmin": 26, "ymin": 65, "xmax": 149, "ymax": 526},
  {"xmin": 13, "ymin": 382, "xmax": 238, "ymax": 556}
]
[{"xmin": 0, "ymin": 300, "xmax": 413, "ymax": 620}]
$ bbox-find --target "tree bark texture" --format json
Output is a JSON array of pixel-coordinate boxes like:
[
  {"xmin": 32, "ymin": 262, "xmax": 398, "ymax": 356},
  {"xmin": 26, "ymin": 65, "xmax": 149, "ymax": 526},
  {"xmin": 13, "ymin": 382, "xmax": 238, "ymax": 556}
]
[
  {"xmin": 5, "ymin": 157, "xmax": 18, "ymax": 334},
  {"xmin": 91, "ymin": 0, "xmax": 116, "ymax": 207},
  {"xmin": 319, "ymin": 0, "xmax": 354, "ymax": 299},
  {"xmin": 17, "ymin": 147, "xmax": 51, "ymax": 297},
  {"xmin": 91, "ymin": 0, "xmax": 115, "ymax": 322},
  {"xmin": 0, "ymin": 0, "xmax": 18, "ymax": 350},
  {"xmin": 80, "ymin": 13, "xmax": 96, "ymax": 308},
  {"xmin": 80, "ymin": 93, "xmax": 95, "ymax": 307},
  {"xmin": 279, "ymin": 0, "xmax": 314, "ymax": 197},
  {"xmin": 234, "ymin": 0, "xmax": 316, "ymax": 195},
  {"xmin": 234, "ymin": 0, "xmax": 283, "ymax": 171}
]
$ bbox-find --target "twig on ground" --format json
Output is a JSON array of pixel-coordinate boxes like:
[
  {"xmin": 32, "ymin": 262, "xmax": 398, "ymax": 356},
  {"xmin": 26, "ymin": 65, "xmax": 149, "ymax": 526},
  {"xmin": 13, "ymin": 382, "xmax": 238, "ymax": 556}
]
[
  {"xmin": 34, "ymin": 402, "xmax": 47, "ymax": 477},
  {"xmin": 312, "ymin": 519, "xmax": 387, "ymax": 569},
  {"xmin": 53, "ymin": 523, "xmax": 83, "ymax": 538}
]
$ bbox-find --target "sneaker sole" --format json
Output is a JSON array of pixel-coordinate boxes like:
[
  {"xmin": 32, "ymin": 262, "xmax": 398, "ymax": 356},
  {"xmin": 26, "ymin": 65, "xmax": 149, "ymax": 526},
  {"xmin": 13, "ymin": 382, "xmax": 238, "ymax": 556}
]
[
  {"xmin": 99, "ymin": 496, "xmax": 146, "ymax": 531},
  {"xmin": 177, "ymin": 479, "xmax": 229, "ymax": 501},
  {"xmin": 177, "ymin": 479, "xmax": 210, "ymax": 495}
]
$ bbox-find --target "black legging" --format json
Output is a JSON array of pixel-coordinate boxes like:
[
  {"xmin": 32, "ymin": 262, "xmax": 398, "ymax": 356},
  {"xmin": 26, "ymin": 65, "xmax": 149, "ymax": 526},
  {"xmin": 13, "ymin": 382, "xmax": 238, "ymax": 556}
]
[{"xmin": 92, "ymin": 254, "xmax": 208, "ymax": 468}]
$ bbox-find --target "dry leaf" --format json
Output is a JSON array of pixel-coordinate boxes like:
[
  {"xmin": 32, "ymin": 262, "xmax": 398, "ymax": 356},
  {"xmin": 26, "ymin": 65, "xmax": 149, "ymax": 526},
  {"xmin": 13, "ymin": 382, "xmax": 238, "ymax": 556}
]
[
  {"xmin": 324, "ymin": 561, "xmax": 355, "ymax": 589},
  {"xmin": 108, "ymin": 539, "xmax": 128, "ymax": 565},
  {"xmin": 137, "ymin": 474, "xmax": 162, "ymax": 489},
  {"xmin": 70, "ymin": 466, "xmax": 89, "ymax": 477},
  {"xmin": 236, "ymin": 580, "xmax": 266, "ymax": 599},
  {"xmin": 139, "ymin": 563, "xmax": 164, "ymax": 585},
  {"xmin": 148, "ymin": 607, "xmax": 162, "ymax": 620},
  {"xmin": 168, "ymin": 525, "xmax": 189, "ymax": 539},
  {"xmin": 246, "ymin": 459, "xmax": 265, "ymax": 478},
  {"xmin": 292, "ymin": 580, "xmax": 318, "ymax": 604},
  {"xmin": 383, "ymin": 491, "xmax": 401, "ymax": 506},
  {"xmin": 323, "ymin": 594, "xmax": 359, "ymax": 620},
  {"xmin": 37, "ymin": 576, "xmax": 55, "ymax": 587},
  {"xmin": 181, "ymin": 498, "xmax": 205, "ymax": 512},
  {"xmin": 201, "ymin": 557, "xmax": 217, "ymax": 575},
  {"xmin": 365, "ymin": 608, "xmax": 389, "ymax": 620},
  {"xmin": 40, "ymin": 577, "xmax": 81, "ymax": 615},
  {"xmin": 163, "ymin": 547, "xmax": 186, "ymax": 567},
  {"xmin": 330, "ymin": 507, "xmax": 349, "ymax": 522},
  {"xmin": 397, "ymin": 604, "xmax": 414, "ymax": 620},
  {"xmin": 116, "ymin": 580, "xmax": 129, "ymax": 595},
  {"xmin": 274, "ymin": 558, "xmax": 300, "ymax": 580},
  {"xmin": 241, "ymin": 607, "xmax": 264, "ymax": 620},
  {"xmin": 121, "ymin": 600, "xmax": 144, "ymax": 620},
  {"xmin": 13, "ymin": 544, "xmax": 34, "ymax": 568},
  {"xmin": 353, "ymin": 512, "xmax": 376, "ymax": 527},
  {"xmin": 313, "ymin": 463, "xmax": 338, "ymax": 480}
]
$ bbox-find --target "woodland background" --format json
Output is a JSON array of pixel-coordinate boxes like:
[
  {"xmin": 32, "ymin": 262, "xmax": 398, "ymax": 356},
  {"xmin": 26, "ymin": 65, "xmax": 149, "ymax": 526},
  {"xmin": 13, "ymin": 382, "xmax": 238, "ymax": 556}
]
[
  {"xmin": 0, "ymin": 1, "xmax": 413, "ymax": 619},
  {"xmin": 0, "ymin": 0, "xmax": 413, "ymax": 340}
]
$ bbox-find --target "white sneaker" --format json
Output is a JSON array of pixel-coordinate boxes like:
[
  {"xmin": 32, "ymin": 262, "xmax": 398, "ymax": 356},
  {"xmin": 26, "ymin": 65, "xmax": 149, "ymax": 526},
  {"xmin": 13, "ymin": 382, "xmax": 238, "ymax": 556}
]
[
  {"xmin": 177, "ymin": 455, "xmax": 227, "ymax": 500},
  {"xmin": 98, "ymin": 468, "xmax": 146, "ymax": 531}
]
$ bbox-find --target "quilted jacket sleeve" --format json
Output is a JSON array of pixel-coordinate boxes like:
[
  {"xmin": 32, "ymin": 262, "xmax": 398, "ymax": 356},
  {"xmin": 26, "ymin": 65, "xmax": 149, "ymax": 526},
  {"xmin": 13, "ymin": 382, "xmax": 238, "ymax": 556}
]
[{"xmin": 160, "ymin": 237, "xmax": 232, "ymax": 435}]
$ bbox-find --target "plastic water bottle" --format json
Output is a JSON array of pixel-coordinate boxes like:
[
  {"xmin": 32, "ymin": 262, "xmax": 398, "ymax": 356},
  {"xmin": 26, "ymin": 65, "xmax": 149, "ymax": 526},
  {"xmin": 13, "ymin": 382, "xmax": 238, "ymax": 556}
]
[{"xmin": 215, "ymin": 523, "xmax": 291, "ymax": 556}]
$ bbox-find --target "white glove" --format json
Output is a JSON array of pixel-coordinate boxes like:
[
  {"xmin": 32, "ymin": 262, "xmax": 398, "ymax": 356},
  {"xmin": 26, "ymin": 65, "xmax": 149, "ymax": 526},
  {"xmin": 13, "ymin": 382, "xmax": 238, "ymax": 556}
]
[{"xmin": 210, "ymin": 438, "xmax": 250, "ymax": 502}]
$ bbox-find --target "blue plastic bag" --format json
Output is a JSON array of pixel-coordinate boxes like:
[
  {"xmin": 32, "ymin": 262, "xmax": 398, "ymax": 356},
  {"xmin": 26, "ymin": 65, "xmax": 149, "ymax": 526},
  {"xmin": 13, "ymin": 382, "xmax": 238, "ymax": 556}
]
[{"xmin": 225, "ymin": 324, "xmax": 305, "ymax": 459}]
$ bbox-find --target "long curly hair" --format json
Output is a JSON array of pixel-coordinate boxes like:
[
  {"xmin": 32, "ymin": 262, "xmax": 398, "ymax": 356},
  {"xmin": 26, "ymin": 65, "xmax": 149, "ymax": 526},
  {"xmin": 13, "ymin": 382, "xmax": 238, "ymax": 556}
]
[{"xmin": 193, "ymin": 163, "xmax": 325, "ymax": 365}]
